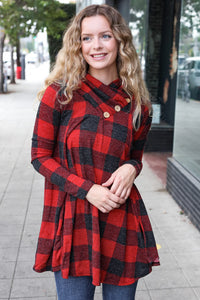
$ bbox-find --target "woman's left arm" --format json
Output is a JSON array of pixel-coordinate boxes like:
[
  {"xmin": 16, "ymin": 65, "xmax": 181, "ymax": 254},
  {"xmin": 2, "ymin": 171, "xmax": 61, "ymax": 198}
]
[{"xmin": 102, "ymin": 105, "xmax": 152, "ymax": 201}]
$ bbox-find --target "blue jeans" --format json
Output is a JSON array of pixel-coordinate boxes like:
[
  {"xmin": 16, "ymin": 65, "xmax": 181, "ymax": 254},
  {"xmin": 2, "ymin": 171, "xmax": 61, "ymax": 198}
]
[{"xmin": 54, "ymin": 271, "xmax": 138, "ymax": 300}]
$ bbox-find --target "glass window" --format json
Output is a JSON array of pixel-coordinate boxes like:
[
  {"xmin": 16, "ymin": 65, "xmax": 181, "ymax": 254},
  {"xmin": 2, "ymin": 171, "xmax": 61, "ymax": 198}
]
[
  {"xmin": 129, "ymin": 0, "xmax": 148, "ymax": 77},
  {"xmin": 174, "ymin": 0, "xmax": 200, "ymax": 180},
  {"xmin": 196, "ymin": 62, "xmax": 200, "ymax": 70},
  {"xmin": 190, "ymin": 61, "xmax": 195, "ymax": 69}
]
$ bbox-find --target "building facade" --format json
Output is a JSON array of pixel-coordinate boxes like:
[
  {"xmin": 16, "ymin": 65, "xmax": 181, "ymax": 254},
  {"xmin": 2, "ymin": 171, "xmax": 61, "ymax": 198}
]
[
  {"xmin": 76, "ymin": 0, "xmax": 200, "ymax": 231},
  {"xmin": 167, "ymin": 0, "xmax": 200, "ymax": 231}
]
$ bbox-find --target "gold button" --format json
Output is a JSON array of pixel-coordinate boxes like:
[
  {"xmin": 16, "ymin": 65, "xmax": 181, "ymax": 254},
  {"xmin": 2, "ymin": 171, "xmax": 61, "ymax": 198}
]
[
  {"xmin": 103, "ymin": 111, "xmax": 110, "ymax": 118},
  {"xmin": 125, "ymin": 98, "xmax": 131, "ymax": 103},
  {"xmin": 114, "ymin": 105, "xmax": 121, "ymax": 112}
]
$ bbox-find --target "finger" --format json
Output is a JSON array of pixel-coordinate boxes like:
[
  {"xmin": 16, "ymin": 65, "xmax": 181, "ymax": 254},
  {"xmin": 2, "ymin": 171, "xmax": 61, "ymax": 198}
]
[
  {"xmin": 99, "ymin": 206, "xmax": 109, "ymax": 213},
  {"xmin": 111, "ymin": 182, "xmax": 128, "ymax": 198},
  {"xmin": 120, "ymin": 189, "xmax": 127, "ymax": 199},
  {"xmin": 102, "ymin": 175, "xmax": 114, "ymax": 187},
  {"xmin": 103, "ymin": 200, "xmax": 121, "ymax": 213},
  {"xmin": 108, "ymin": 199, "xmax": 120, "ymax": 209},
  {"xmin": 101, "ymin": 203, "xmax": 113, "ymax": 213},
  {"xmin": 109, "ymin": 192, "xmax": 124, "ymax": 205},
  {"xmin": 110, "ymin": 179, "xmax": 121, "ymax": 194},
  {"xmin": 125, "ymin": 188, "xmax": 131, "ymax": 200}
]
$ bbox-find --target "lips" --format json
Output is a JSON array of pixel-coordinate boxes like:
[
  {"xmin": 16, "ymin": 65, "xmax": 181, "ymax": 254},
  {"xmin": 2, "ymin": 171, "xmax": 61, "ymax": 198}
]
[{"xmin": 91, "ymin": 53, "xmax": 107, "ymax": 58}]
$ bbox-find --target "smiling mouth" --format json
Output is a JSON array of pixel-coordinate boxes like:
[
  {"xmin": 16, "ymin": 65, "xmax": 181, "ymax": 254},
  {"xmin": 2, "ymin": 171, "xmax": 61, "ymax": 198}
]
[{"xmin": 91, "ymin": 53, "xmax": 107, "ymax": 58}]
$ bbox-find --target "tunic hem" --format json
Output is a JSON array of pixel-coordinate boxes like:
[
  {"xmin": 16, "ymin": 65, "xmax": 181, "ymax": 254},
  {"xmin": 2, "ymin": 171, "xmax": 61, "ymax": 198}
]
[{"xmin": 33, "ymin": 254, "xmax": 160, "ymax": 286}]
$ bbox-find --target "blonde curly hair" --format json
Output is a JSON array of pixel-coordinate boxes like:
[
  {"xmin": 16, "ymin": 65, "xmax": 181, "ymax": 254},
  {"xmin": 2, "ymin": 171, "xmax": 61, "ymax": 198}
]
[{"xmin": 38, "ymin": 4, "xmax": 151, "ymax": 128}]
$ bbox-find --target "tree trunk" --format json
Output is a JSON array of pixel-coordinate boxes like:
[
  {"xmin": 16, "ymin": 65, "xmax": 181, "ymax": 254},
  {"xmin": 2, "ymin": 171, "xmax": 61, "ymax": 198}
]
[
  {"xmin": 0, "ymin": 30, "xmax": 6, "ymax": 93},
  {"xmin": 10, "ymin": 45, "xmax": 16, "ymax": 84},
  {"xmin": 16, "ymin": 39, "xmax": 21, "ymax": 67}
]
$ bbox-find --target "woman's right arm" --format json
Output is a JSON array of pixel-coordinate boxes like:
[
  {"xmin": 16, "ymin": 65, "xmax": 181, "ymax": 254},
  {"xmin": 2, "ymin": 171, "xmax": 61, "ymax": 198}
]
[{"xmin": 31, "ymin": 85, "xmax": 93, "ymax": 200}]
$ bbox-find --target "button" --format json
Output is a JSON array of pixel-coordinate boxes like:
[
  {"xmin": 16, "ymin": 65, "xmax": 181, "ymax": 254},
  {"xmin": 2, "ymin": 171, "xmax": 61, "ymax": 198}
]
[
  {"xmin": 103, "ymin": 111, "xmax": 110, "ymax": 118},
  {"xmin": 125, "ymin": 98, "xmax": 131, "ymax": 103},
  {"xmin": 114, "ymin": 105, "xmax": 121, "ymax": 112}
]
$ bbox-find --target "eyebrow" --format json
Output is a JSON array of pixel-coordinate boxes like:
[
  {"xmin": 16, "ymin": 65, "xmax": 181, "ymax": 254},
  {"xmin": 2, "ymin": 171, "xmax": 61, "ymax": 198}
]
[{"xmin": 81, "ymin": 30, "xmax": 113, "ymax": 36}]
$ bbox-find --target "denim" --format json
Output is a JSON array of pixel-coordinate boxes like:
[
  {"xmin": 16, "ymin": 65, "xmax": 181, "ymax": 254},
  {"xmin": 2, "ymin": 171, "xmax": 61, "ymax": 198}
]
[
  {"xmin": 102, "ymin": 281, "xmax": 138, "ymax": 300},
  {"xmin": 54, "ymin": 271, "xmax": 138, "ymax": 300}
]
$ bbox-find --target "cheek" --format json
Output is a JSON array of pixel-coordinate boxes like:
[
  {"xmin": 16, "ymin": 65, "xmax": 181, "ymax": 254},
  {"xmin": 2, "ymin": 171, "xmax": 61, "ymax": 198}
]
[
  {"xmin": 111, "ymin": 46, "xmax": 118, "ymax": 61},
  {"xmin": 110, "ymin": 41, "xmax": 118, "ymax": 57},
  {"xmin": 81, "ymin": 44, "xmax": 88, "ymax": 59}
]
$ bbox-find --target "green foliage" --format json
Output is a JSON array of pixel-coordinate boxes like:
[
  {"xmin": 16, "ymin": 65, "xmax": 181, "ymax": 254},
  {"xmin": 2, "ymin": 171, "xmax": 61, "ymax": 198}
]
[
  {"xmin": 0, "ymin": 0, "xmax": 75, "ymax": 89},
  {"xmin": 32, "ymin": 0, "xmax": 68, "ymax": 37},
  {"xmin": 0, "ymin": 0, "xmax": 68, "ymax": 46},
  {"xmin": 181, "ymin": 0, "xmax": 200, "ymax": 37},
  {"xmin": 129, "ymin": 0, "xmax": 147, "ymax": 58},
  {"xmin": 0, "ymin": 0, "xmax": 75, "ymax": 59},
  {"xmin": 47, "ymin": 3, "xmax": 76, "ymax": 66},
  {"xmin": 179, "ymin": 0, "xmax": 200, "ymax": 56},
  {"xmin": 0, "ymin": 0, "xmax": 32, "ymax": 45}
]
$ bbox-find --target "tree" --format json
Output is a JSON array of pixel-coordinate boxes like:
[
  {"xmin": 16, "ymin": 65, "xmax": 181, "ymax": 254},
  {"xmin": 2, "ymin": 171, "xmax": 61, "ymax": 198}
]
[
  {"xmin": 0, "ymin": 0, "xmax": 71, "ymax": 92},
  {"xmin": 181, "ymin": 0, "xmax": 200, "ymax": 33},
  {"xmin": 179, "ymin": 0, "xmax": 200, "ymax": 56},
  {"xmin": 47, "ymin": 3, "xmax": 76, "ymax": 66},
  {"xmin": 129, "ymin": 0, "xmax": 147, "ymax": 60},
  {"xmin": 0, "ymin": 0, "xmax": 35, "ymax": 84},
  {"xmin": 0, "ymin": 26, "xmax": 5, "ymax": 92}
]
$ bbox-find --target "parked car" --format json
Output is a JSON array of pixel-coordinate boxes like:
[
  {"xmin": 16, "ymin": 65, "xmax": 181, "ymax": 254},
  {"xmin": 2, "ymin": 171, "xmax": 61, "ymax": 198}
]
[
  {"xmin": 3, "ymin": 51, "xmax": 17, "ymax": 79},
  {"xmin": 178, "ymin": 54, "xmax": 186, "ymax": 67},
  {"xmin": 3, "ymin": 52, "xmax": 11, "ymax": 79},
  {"xmin": 177, "ymin": 56, "xmax": 200, "ymax": 99}
]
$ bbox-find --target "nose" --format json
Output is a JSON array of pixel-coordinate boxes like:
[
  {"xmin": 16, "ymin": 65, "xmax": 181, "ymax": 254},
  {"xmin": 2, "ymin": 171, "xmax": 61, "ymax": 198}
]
[{"xmin": 92, "ymin": 37, "xmax": 102, "ymax": 50}]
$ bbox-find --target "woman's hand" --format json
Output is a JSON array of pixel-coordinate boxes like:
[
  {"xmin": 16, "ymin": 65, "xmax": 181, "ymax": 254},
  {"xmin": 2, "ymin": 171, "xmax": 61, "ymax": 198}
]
[
  {"xmin": 86, "ymin": 184, "xmax": 125, "ymax": 213},
  {"xmin": 102, "ymin": 164, "xmax": 137, "ymax": 200}
]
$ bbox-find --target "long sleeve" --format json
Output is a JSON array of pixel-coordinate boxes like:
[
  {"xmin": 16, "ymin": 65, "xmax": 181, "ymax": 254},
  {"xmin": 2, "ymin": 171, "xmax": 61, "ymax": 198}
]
[
  {"xmin": 124, "ymin": 105, "xmax": 152, "ymax": 177},
  {"xmin": 31, "ymin": 85, "xmax": 93, "ymax": 200}
]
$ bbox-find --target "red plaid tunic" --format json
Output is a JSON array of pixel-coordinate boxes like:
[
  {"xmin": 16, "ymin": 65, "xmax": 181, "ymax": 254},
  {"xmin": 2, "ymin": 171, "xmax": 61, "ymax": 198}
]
[{"xmin": 31, "ymin": 73, "xmax": 159, "ymax": 286}]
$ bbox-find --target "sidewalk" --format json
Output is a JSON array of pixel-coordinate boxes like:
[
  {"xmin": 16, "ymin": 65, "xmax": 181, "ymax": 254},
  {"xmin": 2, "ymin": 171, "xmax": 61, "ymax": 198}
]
[{"xmin": 0, "ymin": 63, "xmax": 200, "ymax": 300}]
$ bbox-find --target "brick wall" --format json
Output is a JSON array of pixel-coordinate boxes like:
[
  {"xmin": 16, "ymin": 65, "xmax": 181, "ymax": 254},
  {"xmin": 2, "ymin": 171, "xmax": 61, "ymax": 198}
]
[{"xmin": 145, "ymin": 0, "xmax": 164, "ymax": 103}]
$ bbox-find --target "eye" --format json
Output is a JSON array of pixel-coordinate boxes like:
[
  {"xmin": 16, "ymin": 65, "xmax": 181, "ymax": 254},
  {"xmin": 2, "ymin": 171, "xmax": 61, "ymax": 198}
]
[
  {"xmin": 82, "ymin": 36, "xmax": 91, "ymax": 42},
  {"xmin": 102, "ymin": 34, "xmax": 112, "ymax": 39}
]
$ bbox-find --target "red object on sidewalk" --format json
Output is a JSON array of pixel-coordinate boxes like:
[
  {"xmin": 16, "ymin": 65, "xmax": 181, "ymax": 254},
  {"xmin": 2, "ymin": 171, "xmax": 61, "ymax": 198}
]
[{"xmin": 16, "ymin": 66, "xmax": 22, "ymax": 79}]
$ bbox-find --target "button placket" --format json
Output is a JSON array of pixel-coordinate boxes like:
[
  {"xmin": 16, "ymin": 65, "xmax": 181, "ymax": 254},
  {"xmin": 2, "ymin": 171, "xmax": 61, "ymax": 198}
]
[
  {"xmin": 114, "ymin": 105, "xmax": 121, "ymax": 112},
  {"xmin": 102, "ymin": 96, "xmax": 131, "ymax": 119},
  {"xmin": 103, "ymin": 111, "xmax": 110, "ymax": 119}
]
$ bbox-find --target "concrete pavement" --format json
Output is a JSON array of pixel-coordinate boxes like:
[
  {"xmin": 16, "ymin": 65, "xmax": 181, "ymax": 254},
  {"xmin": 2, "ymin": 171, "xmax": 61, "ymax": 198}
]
[{"xmin": 0, "ymin": 62, "xmax": 200, "ymax": 300}]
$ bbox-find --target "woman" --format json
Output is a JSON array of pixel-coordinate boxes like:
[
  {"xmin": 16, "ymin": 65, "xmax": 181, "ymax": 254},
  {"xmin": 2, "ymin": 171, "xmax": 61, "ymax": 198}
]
[{"xmin": 31, "ymin": 4, "xmax": 159, "ymax": 300}]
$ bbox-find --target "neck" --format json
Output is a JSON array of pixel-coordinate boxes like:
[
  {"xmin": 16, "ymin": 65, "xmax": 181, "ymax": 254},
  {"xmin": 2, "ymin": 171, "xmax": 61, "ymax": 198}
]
[{"xmin": 88, "ymin": 67, "xmax": 118, "ymax": 85}]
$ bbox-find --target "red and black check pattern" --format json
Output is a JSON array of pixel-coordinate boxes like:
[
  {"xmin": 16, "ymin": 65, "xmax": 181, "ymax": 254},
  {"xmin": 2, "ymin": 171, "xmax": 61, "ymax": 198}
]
[{"xmin": 31, "ymin": 73, "xmax": 159, "ymax": 286}]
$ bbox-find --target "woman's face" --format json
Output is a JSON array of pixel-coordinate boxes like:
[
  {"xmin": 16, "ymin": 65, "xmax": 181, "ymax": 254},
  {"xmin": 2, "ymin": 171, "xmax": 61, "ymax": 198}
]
[{"xmin": 81, "ymin": 15, "xmax": 118, "ymax": 78}]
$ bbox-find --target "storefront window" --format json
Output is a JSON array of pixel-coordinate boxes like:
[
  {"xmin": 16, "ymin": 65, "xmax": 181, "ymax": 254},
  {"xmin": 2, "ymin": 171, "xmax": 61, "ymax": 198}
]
[
  {"xmin": 129, "ymin": 0, "xmax": 148, "ymax": 76},
  {"xmin": 174, "ymin": 0, "xmax": 200, "ymax": 180}
]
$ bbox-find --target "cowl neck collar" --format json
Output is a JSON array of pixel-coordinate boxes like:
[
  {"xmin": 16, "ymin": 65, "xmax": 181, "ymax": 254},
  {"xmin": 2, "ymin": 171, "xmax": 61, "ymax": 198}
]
[
  {"xmin": 86, "ymin": 73, "xmax": 121, "ymax": 90},
  {"xmin": 80, "ymin": 73, "xmax": 131, "ymax": 109}
]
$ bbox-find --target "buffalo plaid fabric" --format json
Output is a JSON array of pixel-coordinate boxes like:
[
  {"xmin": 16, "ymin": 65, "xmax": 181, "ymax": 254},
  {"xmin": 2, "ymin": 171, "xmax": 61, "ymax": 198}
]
[{"xmin": 31, "ymin": 73, "xmax": 159, "ymax": 286}]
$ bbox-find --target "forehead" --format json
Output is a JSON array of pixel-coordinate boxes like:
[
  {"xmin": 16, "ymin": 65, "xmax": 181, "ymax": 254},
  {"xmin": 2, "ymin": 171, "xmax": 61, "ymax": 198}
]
[{"xmin": 81, "ymin": 15, "xmax": 111, "ymax": 33}]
